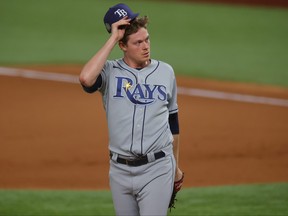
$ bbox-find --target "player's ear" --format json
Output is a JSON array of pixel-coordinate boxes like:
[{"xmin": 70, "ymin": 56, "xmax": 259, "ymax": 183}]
[{"xmin": 119, "ymin": 41, "xmax": 127, "ymax": 52}]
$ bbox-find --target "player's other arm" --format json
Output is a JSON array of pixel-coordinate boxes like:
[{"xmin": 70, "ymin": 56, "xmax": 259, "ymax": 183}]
[
  {"xmin": 79, "ymin": 17, "xmax": 131, "ymax": 87},
  {"xmin": 169, "ymin": 113, "xmax": 183, "ymax": 181},
  {"xmin": 173, "ymin": 134, "xmax": 183, "ymax": 181}
]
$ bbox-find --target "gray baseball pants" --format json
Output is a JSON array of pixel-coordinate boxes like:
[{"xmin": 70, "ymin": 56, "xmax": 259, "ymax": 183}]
[{"xmin": 109, "ymin": 153, "xmax": 176, "ymax": 216}]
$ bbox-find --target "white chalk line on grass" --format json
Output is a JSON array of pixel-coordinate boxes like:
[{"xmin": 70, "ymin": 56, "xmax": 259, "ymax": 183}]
[
  {"xmin": 178, "ymin": 87, "xmax": 288, "ymax": 107},
  {"xmin": 1, "ymin": 66, "xmax": 288, "ymax": 108},
  {"xmin": 0, "ymin": 66, "xmax": 79, "ymax": 84}
]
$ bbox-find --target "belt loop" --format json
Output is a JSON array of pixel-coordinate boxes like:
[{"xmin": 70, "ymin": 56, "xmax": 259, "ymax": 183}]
[
  {"xmin": 111, "ymin": 152, "xmax": 118, "ymax": 162},
  {"xmin": 147, "ymin": 152, "xmax": 156, "ymax": 163}
]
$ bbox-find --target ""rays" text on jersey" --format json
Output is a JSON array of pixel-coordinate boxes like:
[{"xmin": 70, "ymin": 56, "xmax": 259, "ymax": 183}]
[{"xmin": 113, "ymin": 76, "xmax": 167, "ymax": 105}]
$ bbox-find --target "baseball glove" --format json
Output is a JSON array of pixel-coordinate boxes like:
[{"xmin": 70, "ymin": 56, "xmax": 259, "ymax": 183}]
[{"xmin": 169, "ymin": 172, "xmax": 184, "ymax": 211}]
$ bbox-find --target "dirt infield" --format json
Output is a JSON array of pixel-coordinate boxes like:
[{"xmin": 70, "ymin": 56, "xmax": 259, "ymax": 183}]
[{"xmin": 0, "ymin": 65, "xmax": 288, "ymax": 190}]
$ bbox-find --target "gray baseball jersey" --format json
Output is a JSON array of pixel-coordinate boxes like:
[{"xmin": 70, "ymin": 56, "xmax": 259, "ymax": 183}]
[{"xmin": 98, "ymin": 58, "xmax": 178, "ymax": 157}]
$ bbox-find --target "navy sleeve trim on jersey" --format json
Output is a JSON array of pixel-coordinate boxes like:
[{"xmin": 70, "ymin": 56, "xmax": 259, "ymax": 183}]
[
  {"xmin": 169, "ymin": 112, "xmax": 180, "ymax": 134},
  {"xmin": 82, "ymin": 75, "xmax": 102, "ymax": 93}
]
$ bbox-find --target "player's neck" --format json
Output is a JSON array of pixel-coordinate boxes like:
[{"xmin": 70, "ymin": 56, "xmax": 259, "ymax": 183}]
[{"xmin": 123, "ymin": 58, "xmax": 150, "ymax": 69}]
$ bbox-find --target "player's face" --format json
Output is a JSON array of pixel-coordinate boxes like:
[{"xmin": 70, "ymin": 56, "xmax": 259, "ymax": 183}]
[{"xmin": 122, "ymin": 27, "xmax": 150, "ymax": 68}]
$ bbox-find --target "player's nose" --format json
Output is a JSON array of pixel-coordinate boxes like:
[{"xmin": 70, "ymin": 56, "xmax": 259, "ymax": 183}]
[{"xmin": 142, "ymin": 41, "xmax": 149, "ymax": 50}]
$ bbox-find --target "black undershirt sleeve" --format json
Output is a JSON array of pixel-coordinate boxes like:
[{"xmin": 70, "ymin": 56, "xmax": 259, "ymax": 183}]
[
  {"xmin": 169, "ymin": 112, "xmax": 180, "ymax": 135},
  {"xmin": 81, "ymin": 75, "xmax": 102, "ymax": 93}
]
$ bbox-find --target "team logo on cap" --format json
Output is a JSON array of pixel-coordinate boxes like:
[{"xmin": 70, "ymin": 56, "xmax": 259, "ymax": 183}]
[{"xmin": 114, "ymin": 9, "xmax": 128, "ymax": 17}]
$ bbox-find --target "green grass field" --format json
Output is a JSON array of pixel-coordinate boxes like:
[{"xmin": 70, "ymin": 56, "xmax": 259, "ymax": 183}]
[
  {"xmin": 1, "ymin": 0, "xmax": 288, "ymax": 86},
  {"xmin": 1, "ymin": 183, "xmax": 288, "ymax": 216}
]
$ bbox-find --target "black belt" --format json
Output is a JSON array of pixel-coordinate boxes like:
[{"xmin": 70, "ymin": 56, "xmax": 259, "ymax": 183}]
[{"xmin": 110, "ymin": 151, "xmax": 166, "ymax": 167}]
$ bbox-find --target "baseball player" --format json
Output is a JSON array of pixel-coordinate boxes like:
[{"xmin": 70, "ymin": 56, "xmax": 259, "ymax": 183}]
[{"xmin": 79, "ymin": 3, "xmax": 183, "ymax": 216}]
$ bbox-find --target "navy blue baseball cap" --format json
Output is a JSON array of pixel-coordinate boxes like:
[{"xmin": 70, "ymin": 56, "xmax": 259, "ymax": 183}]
[{"xmin": 103, "ymin": 3, "xmax": 139, "ymax": 33}]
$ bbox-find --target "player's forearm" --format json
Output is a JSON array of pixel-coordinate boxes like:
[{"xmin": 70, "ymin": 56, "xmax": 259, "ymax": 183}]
[
  {"xmin": 172, "ymin": 134, "xmax": 180, "ymax": 167},
  {"xmin": 79, "ymin": 36, "xmax": 118, "ymax": 87},
  {"xmin": 173, "ymin": 134, "xmax": 183, "ymax": 181}
]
